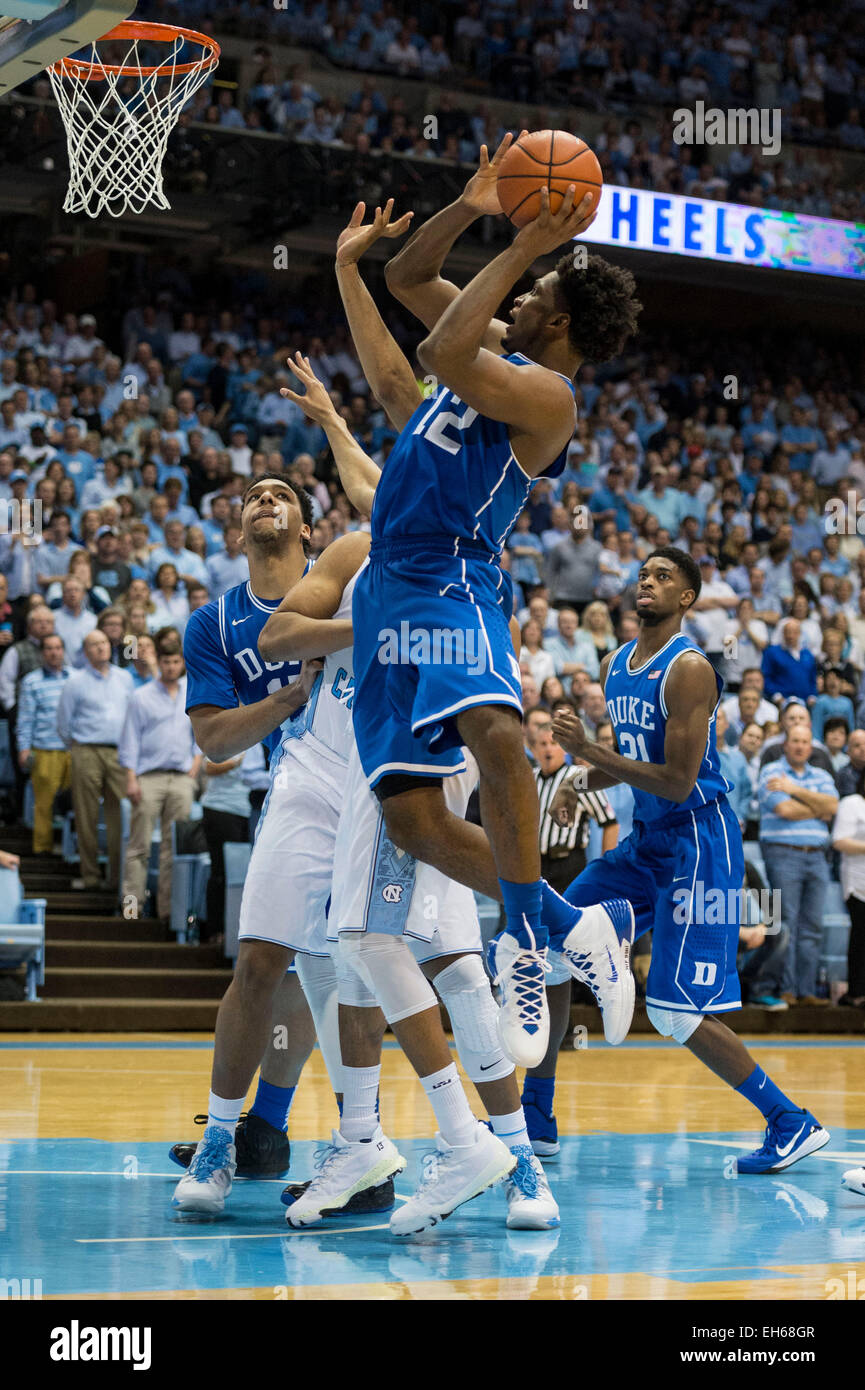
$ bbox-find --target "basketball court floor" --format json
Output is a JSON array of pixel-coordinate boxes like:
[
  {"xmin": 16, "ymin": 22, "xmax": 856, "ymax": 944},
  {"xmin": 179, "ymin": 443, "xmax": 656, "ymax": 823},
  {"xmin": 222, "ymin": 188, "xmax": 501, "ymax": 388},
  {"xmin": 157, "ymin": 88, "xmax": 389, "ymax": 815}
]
[{"xmin": 2, "ymin": 1033, "xmax": 863, "ymax": 1300}]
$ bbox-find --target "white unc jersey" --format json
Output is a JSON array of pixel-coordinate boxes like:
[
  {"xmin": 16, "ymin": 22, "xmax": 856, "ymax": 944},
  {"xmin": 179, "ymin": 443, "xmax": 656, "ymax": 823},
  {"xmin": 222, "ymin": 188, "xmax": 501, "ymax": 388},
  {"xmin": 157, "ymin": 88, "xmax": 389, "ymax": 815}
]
[{"xmin": 277, "ymin": 565, "xmax": 360, "ymax": 766}]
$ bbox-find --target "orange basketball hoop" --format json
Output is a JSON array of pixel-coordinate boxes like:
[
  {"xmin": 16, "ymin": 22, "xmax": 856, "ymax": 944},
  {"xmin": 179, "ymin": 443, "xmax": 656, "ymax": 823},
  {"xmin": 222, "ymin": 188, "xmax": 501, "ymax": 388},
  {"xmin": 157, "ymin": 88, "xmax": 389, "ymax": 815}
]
[{"xmin": 47, "ymin": 21, "xmax": 220, "ymax": 219}]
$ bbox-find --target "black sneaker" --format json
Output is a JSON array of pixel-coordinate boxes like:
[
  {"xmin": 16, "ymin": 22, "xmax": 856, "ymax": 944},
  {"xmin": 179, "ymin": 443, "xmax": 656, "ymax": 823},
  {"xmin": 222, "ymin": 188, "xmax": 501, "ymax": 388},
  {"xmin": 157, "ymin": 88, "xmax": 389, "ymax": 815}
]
[
  {"xmin": 169, "ymin": 1112, "xmax": 291, "ymax": 1178},
  {"xmin": 280, "ymin": 1174, "xmax": 396, "ymax": 1215}
]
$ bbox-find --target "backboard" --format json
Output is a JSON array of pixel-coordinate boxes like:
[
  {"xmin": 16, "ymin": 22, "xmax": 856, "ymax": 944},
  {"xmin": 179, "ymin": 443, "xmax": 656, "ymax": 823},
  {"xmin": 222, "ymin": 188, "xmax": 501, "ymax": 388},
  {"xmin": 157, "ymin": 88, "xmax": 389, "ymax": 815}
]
[{"xmin": 0, "ymin": 0, "xmax": 134, "ymax": 93}]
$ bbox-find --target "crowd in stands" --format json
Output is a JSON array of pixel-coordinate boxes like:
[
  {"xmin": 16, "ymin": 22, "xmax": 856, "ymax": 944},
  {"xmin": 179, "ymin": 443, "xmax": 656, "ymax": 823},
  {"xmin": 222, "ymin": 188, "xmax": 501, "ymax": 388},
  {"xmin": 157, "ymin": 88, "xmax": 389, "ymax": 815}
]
[
  {"xmin": 138, "ymin": 0, "xmax": 865, "ymax": 152},
  {"xmin": 6, "ymin": 1, "xmax": 864, "ymax": 226}
]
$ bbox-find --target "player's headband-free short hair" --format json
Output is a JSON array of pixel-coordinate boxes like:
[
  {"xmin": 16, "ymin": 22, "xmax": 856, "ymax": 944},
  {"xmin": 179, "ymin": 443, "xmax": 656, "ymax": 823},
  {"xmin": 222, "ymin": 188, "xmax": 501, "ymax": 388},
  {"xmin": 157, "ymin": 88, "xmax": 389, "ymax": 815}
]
[{"xmin": 645, "ymin": 545, "xmax": 702, "ymax": 605}]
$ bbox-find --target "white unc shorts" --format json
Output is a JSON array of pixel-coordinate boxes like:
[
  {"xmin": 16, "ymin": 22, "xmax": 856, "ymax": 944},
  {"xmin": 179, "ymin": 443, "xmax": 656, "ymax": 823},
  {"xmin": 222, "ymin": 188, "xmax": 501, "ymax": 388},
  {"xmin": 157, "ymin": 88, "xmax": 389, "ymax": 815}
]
[
  {"xmin": 329, "ymin": 744, "xmax": 483, "ymax": 963},
  {"xmin": 238, "ymin": 741, "xmax": 344, "ymax": 957}
]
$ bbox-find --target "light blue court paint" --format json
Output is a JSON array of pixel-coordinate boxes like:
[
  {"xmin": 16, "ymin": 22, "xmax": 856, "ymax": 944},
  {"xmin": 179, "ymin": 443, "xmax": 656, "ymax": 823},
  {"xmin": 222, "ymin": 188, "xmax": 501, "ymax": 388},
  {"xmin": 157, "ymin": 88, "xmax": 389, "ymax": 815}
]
[
  {"xmin": 0, "ymin": 1037, "xmax": 862, "ymax": 1052},
  {"xmin": 1, "ymin": 1133, "xmax": 863, "ymax": 1296}
]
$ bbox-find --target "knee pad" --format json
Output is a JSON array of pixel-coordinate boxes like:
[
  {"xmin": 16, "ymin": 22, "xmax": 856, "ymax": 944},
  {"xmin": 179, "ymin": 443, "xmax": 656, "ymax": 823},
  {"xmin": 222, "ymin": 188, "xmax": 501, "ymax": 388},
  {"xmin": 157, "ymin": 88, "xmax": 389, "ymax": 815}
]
[
  {"xmin": 434, "ymin": 953, "xmax": 514, "ymax": 1084},
  {"xmin": 333, "ymin": 946, "xmax": 379, "ymax": 1010},
  {"xmin": 646, "ymin": 1003, "xmax": 702, "ymax": 1045},
  {"xmin": 338, "ymin": 932, "xmax": 437, "ymax": 1024}
]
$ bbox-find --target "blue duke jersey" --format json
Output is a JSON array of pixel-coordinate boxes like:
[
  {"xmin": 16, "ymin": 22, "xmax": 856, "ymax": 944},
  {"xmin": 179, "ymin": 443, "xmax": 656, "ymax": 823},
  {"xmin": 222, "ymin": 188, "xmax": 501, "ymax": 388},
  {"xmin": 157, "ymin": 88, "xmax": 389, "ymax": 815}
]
[
  {"xmin": 604, "ymin": 631, "xmax": 732, "ymax": 825},
  {"xmin": 184, "ymin": 572, "xmax": 311, "ymax": 756},
  {"xmin": 370, "ymin": 353, "xmax": 575, "ymax": 553}
]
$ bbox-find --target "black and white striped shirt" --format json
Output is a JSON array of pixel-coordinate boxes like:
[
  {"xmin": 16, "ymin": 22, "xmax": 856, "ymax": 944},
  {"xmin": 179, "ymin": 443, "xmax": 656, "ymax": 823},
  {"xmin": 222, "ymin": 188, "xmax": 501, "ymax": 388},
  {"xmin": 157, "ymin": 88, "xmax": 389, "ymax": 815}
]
[{"xmin": 534, "ymin": 764, "xmax": 617, "ymax": 855}]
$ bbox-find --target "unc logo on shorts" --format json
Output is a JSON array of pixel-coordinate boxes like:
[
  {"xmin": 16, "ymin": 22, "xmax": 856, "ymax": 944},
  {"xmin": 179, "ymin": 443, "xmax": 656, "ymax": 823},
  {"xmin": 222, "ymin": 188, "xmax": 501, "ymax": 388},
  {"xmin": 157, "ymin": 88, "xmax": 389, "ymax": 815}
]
[
  {"xmin": 382, "ymin": 883, "xmax": 403, "ymax": 904},
  {"xmin": 692, "ymin": 961, "xmax": 717, "ymax": 986}
]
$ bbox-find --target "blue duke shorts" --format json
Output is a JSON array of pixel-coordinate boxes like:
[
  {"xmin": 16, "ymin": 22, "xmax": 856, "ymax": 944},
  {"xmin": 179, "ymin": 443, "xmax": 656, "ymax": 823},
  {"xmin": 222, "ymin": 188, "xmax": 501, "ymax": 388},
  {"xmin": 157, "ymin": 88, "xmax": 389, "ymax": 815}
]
[
  {"xmin": 352, "ymin": 539, "xmax": 521, "ymax": 789},
  {"xmin": 563, "ymin": 796, "xmax": 745, "ymax": 1015}
]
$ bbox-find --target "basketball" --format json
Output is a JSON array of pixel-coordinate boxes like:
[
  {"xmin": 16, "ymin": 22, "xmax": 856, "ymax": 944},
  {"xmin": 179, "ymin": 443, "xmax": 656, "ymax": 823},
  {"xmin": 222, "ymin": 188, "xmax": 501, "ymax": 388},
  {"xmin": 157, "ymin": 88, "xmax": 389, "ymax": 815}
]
[{"xmin": 496, "ymin": 130, "xmax": 603, "ymax": 228}]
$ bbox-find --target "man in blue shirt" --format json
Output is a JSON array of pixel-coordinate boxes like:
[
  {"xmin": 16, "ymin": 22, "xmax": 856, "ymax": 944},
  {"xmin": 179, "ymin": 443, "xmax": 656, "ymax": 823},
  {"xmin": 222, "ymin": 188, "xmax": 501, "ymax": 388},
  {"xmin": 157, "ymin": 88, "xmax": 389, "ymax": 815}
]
[
  {"xmin": 762, "ymin": 618, "xmax": 817, "ymax": 703},
  {"xmin": 205, "ymin": 524, "xmax": 249, "ymax": 599},
  {"xmin": 758, "ymin": 726, "xmax": 839, "ymax": 1002},
  {"xmin": 119, "ymin": 630, "xmax": 201, "ymax": 924},
  {"xmin": 56, "ymin": 628, "xmax": 134, "ymax": 890},
  {"xmin": 16, "ymin": 632, "xmax": 71, "ymax": 855}
]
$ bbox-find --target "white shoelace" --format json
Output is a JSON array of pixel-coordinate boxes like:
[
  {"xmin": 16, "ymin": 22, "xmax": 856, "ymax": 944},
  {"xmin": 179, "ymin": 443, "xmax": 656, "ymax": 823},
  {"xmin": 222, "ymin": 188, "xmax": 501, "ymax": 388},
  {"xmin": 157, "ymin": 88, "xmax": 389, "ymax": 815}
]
[{"xmin": 494, "ymin": 948, "xmax": 553, "ymax": 1026}]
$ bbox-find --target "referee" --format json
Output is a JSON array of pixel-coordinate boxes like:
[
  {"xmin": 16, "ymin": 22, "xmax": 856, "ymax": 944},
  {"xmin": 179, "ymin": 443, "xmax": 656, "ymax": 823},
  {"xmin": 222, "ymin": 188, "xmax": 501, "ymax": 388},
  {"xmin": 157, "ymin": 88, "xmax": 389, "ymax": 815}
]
[{"xmin": 528, "ymin": 718, "xmax": 618, "ymax": 891}]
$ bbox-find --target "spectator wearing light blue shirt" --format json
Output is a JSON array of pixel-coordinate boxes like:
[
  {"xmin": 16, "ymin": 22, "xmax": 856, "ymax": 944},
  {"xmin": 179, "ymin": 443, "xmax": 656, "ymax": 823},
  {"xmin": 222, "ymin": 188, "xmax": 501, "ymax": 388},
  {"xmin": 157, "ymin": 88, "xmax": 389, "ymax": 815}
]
[
  {"xmin": 119, "ymin": 634, "xmax": 200, "ymax": 923},
  {"xmin": 506, "ymin": 510, "xmax": 545, "ymax": 588},
  {"xmin": 758, "ymin": 726, "xmax": 839, "ymax": 1001},
  {"xmin": 545, "ymin": 605, "xmax": 600, "ymax": 684},
  {"xmin": 206, "ymin": 525, "xmax": 250, "ymax": 599},
  {"xmin": 52, "ymin": 576, "xmax": 97, "ymax": 665},
  {"xmin": 637, "ymin": 467, "xmax": 680, "ymax": 533},
  {"xmin": 56, "ymin": 628, "xmax": 134, "ymax": 890},
  {"xmin": 16, "ymin": 632, "xmax": 71, "ymax": 854},
  {"xmin": 148, "ymin": 519, "xmax": 209, "ymax": 589}
]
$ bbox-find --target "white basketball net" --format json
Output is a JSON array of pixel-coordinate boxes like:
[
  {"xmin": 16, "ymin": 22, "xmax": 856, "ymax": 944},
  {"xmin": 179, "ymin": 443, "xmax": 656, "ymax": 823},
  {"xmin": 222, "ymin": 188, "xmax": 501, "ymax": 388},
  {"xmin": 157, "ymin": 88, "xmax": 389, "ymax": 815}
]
[{"xmin": 48, "ymin": 29, "xmax": 218, "ymax": 219}]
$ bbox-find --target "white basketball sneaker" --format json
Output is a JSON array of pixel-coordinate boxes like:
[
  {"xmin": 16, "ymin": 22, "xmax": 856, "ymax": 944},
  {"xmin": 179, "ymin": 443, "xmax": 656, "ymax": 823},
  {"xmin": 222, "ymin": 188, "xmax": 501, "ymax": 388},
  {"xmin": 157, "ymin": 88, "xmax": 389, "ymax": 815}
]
[
  {"xmin": 555, "ymin": 898, "xmax": 635, "ymax": 1045},
  {"xmin": 503, "ymin": 1146, "xmax": 560, "ymax": 1230},
  {"xmin": 842, "ymin": 1166, "xmax": 865, "ymax": 1197},
  {"xmin": 489, "ymin": 926, "xmax": 552, "ymax": 1068},
  {"xmin": 171, "ymin": 1126, "xmax": 236, "ymax": 1214},
  {"xmin": 286, "ymin": 1125, "xmax": 406, "ymax": 1228},
  {"xmin": 390, "ymin": 1122, "xmax": 516, "ymax": 1237}
]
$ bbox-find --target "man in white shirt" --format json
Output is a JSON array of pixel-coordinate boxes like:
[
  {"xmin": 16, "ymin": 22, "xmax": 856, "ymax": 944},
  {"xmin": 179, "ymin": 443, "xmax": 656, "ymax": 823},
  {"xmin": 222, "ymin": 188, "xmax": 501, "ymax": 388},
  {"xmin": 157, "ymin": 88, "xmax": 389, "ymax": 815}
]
[{"xmin": 687, "ymin": 556, "xmax": 738, "ymax": 667}]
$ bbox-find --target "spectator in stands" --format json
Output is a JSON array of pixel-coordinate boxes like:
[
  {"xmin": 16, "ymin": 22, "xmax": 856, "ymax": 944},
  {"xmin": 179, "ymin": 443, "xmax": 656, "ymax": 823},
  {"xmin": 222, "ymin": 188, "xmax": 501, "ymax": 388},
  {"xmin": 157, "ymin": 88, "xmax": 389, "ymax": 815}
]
[
  {"xmin": 831, "ymin": 767, "xmax": 865, "ymax": 1008},
  {"xmin": 128, "ymin": 632, "xmax": 158, "ymax": 688},
  {"xmin": 16, "ymin": 631, "xmax": 70, "ymax": 856},
  {"xmin": 811, "ymin": 668, "xmax": 855, "ymax": 743},
  {"xmin": 759, "ymin": 700, "xmax": 836, "ymax": 777},
  {"xmin": 0, "ymin": 603, "xmax": 54, "ymax": 815},
  {"xmin": 520, "ymin": 619, "xmax": 555, "ymax": 690},
  {"xmin": 119, "ymin": 629, "xmax": 200, "ymax": 926},
  {"xmin": 823, "ymin": 716, "xmax": 852, "ymax": 774},
  {"xmin": 546, "ymin": 510, "xmax": 601, "ymax": 614},
  {"xmin": 715, "ymin": 704, "xmax": 752, "ymax": 829},
  {"xmin": 758, "ymin": 725, "xmax": 839, "ymax": 1004},
  {"xmin": 56, "ymin": 628, "xmax": 134, "ymax": 892},
  {"xmin": 199, "ymin": 750, "xmax": 252, "ymax": 945},
  {"xmin": 205, "ymin": 522, "xmax": 249, "ymax": 598},
  {"xmin": 51, "ymin": 576, "xmax": 96, "ymax": 666},
  {"xmin": 91, "ymin": 525, "xmax": 132, "ymax": 600},
  {"xmin": 580, "ymin": 601, "xmax": 618, "ymax": 668},
  {"xmin": 150, "ymin": 563, "xmax": 190, "ymax": 634},
  {"xmin": 762, "ymin": 618, "xmax": 818, "ymax": 703},
  {"xmin": 545, "ymin": 605, "xmax": 599, "ymax": 686},
  {"xmin": 838, "ymin": 728, "xmax": 865, "ymax": 797}
]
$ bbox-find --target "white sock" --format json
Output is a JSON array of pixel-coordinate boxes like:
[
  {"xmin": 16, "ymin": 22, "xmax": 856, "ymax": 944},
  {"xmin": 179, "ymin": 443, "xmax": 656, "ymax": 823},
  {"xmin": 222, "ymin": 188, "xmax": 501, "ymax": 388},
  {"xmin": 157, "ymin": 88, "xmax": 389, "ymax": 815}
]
[
  {"xmin": 340, "ymin": 1064, "xmax": 381, "ymax": 1142},
  {"xmin": 207, "ymin": 1091, "xmax": 245, "ymax": 1138},
  {"xmin": 421, "ymin": 1063, "xmax": 478, "ymax": 1148},
  {"xmin": 490, "ymin": 1107, "xmax": 532, "ymax": 1152}
]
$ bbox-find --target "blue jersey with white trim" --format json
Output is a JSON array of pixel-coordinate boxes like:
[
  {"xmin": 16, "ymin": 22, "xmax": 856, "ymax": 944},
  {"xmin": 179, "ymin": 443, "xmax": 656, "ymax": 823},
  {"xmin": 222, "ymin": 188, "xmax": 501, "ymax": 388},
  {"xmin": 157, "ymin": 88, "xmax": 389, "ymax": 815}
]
[
  {"xmin": 370, "ymin": 353, "xmax": 574, "ymax": 554},
  {"xmin": 183, "ymin": 571, "xmax": 311, "ymax": 756},
  {"xmin": 604, "ymin": 631, "xmax": 731, "ymax": 826}
]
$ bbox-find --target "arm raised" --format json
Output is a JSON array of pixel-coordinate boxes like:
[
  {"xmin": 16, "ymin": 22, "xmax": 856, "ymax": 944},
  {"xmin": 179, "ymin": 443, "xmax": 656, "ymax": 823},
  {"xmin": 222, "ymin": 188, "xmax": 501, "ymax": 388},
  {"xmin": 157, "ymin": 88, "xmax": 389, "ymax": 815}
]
[{"xmin": 258, "ymin": 531, "xmax": 370, "ymax": 663}]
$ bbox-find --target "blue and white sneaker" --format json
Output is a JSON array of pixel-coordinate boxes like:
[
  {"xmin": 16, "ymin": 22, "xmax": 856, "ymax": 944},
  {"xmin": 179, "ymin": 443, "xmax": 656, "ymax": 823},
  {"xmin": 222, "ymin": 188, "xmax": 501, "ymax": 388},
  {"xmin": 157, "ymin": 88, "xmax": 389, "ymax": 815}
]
[
  {"xmin": 736, "ymin": 1108, "xmax": 830, "ymax": 1174},
  {"xmin": 488, "ymin": 926, "xmax": 551, "ymax": 1068},
  {"xmin": 171, "ymin": 1126, "xmax": 236, "ymax": 1214},
  {"xmin": 842, "ymin": 1166, "xmax": 865, "ymax": 1196},
  {"xmin": 555, "ymin": 898, "xmax": 635, "ymax": 1046},
  {"xmin": 503, "ymin": 1145, "xmax": 560, "ymax": 1229},
  {"xmin": 523, "ymin": 1099, "xmax": 560, "ymax": 1159}
]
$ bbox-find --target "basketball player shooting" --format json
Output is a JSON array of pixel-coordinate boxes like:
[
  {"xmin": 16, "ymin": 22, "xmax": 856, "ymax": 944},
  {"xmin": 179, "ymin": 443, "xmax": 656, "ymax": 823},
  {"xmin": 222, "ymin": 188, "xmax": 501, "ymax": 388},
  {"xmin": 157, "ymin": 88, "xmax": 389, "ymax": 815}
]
[
  {"xmin": 549, "ymin": 548, "xmax": 830, "ymax": 1173},
  {"xmin": 342, "ymin": 136, "xmax": 642, "ymax": 1066}
]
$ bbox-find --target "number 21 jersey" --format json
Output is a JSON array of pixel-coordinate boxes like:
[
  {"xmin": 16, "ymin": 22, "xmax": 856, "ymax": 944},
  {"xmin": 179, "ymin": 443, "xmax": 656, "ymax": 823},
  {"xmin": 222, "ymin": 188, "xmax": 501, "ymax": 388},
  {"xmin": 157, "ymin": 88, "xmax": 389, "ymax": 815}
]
[{"xmin": 604, "ymin": 632, "xmax": 731, "ymax": 826}]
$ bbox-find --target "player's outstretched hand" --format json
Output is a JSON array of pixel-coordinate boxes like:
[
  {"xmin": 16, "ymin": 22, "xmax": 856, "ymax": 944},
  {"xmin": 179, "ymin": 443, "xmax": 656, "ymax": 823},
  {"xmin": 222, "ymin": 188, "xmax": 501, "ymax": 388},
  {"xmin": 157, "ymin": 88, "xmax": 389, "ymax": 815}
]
[
  {"xmin": 460, "ymin": 131, "xmax": 525, "ymax": 216},
  {"xmin": 336, "ymin": 199, "xmax": 414, "ymax": 267},
  {"xmin": 514, "ymin": 184, "xmax": 598, "ymax": 257},
  {"xmin": 551, "ymin": 707, "xmax": 588, "ymax": 756},
  {"xmin": 549, "ymin": 782, "xmax": 579, "ymax": 828},
  {"xmin": 280, "ymin": 353, "xmax": 339, "ymax": 425}
]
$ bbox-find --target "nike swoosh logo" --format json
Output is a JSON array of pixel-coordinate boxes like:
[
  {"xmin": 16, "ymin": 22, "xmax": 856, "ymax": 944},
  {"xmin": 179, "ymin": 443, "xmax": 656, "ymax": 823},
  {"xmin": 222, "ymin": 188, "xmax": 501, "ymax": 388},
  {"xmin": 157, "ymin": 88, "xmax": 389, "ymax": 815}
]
[
  {"xmin": 758, "ymin": 1075, "xmax": 766, "ymax": 1090},
  {"xmin": 672, "ymin": 875, "xmax": 689, "ymax": 883},
  {"xmin": 775, "ymin": 1122, "xmax": 807, "ymax": 1159},
  {"xmin": 231, "ymin": 617, "xmax": 251, "ymax": 626},
  {"xmin": 605, "ymin": 944, "xmax": 618, "ymax": 984},
  {"xmin": 479, "ymin": 1058, "xmax": 505, "ymax": 1072}
]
